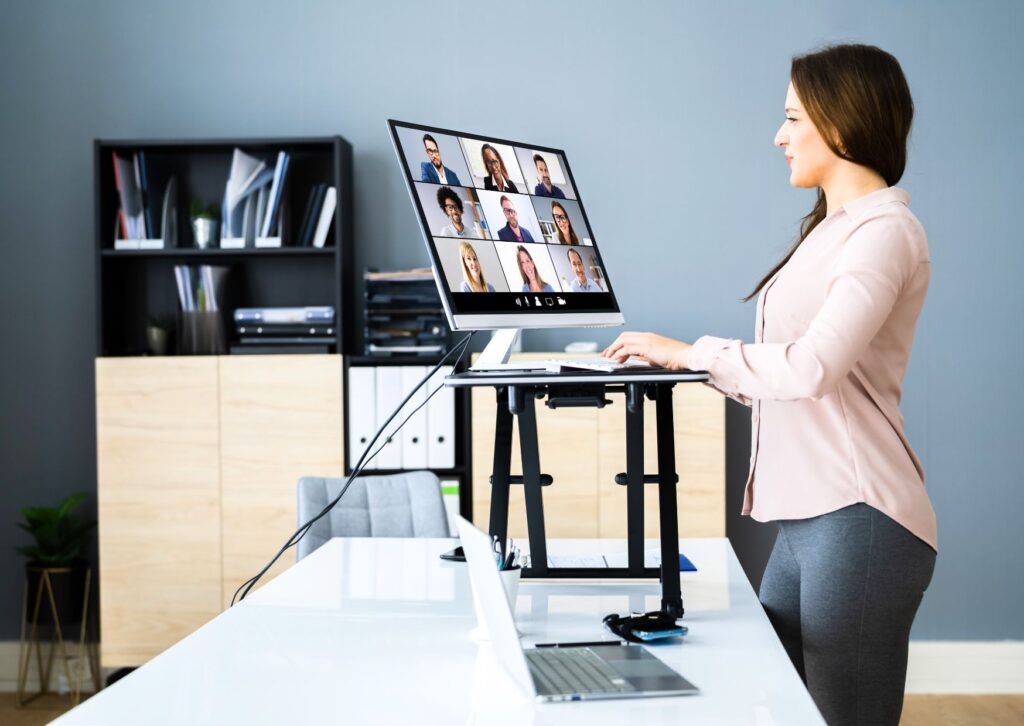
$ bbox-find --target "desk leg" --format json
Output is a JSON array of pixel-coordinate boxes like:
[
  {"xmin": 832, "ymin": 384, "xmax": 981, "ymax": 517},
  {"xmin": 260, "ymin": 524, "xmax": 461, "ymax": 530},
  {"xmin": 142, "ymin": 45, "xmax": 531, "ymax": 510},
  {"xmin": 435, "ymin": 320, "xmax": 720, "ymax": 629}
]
[
  {"xmin": 515, "ymin": 388, "xmax": 548, "ymax": 575},
  {"xmin": 488, "ymin": 387, "xmax": 513, "ymax": 554},
  {"xmin": 656, "ymin": 384, "xmax": 684, "ymax": 618},
  {"xmin": 625, "ymin": 383, "xmax": 645, "ymax": 575}
]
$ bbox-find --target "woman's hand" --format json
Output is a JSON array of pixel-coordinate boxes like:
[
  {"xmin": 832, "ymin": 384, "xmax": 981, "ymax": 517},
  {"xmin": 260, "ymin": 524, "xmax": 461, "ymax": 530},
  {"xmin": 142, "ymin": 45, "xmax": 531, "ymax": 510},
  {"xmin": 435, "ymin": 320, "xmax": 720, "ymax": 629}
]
[{"xmin": 603, "ymin": 332, "xmax": 692, "ymax": 370}]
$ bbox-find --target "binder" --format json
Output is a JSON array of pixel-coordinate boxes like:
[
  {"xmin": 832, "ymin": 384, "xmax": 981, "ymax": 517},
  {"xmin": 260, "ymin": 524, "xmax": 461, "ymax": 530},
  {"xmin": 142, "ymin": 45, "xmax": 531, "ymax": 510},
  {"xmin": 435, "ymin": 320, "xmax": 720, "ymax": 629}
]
[
  {"xmin": 347, "ymin": 367, "xmax": 377, "ymax": 471},
  {"xmin": 374, "ymin": 366, "xmax": 404, "ymax": 469},
  {"xmin": 400, "ymin": 366, "xmax": 428, "ymax": 469},
  {"xmin": 427, "ymin": 365, "xmax": 456, "ymax": 469},
  {"xmin": 311, "ymin": 186, "xmax": 337, "ymax": 248}
]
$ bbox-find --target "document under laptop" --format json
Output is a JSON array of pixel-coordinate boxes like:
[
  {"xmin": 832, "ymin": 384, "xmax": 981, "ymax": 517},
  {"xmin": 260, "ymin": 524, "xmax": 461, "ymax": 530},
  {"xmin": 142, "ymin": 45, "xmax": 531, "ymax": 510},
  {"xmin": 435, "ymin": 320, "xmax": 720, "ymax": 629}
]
[{"xmin": 456, "ymin": 516, "xmax": 699, "ymax": 703}]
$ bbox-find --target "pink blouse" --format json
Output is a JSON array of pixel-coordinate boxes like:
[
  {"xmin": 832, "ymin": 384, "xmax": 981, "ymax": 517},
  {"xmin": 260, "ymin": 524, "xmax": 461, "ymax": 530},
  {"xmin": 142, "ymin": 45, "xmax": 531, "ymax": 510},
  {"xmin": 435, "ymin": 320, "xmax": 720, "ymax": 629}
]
[{"xmin": 688, "ymin": 187, "xmax": 937, "ymax": 550}]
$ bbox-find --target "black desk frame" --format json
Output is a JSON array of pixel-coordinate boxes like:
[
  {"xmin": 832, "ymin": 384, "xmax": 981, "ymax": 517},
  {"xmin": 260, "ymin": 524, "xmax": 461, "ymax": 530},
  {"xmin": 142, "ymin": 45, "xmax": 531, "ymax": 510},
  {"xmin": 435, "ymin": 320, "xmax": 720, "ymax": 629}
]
[{"xmin": 448, "ymin": 369, "xmax": 708, "ymax": 618}]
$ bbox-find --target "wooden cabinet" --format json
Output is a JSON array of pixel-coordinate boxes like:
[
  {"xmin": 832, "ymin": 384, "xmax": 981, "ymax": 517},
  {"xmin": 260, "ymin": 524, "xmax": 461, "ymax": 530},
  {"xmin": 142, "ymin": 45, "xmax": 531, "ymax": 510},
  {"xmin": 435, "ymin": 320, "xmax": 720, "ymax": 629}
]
[
  {"xmin": 471, "ymin": 354, "xmax": 725, "ymax": 540},
  {"xmin": 96, "ymin": 354, "xmax": 343, "ymax": 667},
  {"xmin": 96, "ymin": 357, "xmax": 223, "ymax": 667},
  {"xmin": 219, "ymin": 355, "xmax": 343, "ymax": 607}
]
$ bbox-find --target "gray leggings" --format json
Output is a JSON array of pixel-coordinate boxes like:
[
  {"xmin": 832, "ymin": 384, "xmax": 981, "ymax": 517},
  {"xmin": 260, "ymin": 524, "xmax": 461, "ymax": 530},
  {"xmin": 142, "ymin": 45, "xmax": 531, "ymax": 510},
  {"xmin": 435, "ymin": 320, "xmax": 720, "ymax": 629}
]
[{"xmin": 758, "ymin": 503, "xmax": 935, "ymax": 726}]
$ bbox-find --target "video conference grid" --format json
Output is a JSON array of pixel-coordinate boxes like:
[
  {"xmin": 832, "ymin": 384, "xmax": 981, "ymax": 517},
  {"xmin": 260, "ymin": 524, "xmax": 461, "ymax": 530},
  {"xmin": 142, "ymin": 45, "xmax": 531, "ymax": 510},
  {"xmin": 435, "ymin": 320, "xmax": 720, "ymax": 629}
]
[{"xmin": 397, "ymin": 125, "xmax": 611, "ymax": 300}]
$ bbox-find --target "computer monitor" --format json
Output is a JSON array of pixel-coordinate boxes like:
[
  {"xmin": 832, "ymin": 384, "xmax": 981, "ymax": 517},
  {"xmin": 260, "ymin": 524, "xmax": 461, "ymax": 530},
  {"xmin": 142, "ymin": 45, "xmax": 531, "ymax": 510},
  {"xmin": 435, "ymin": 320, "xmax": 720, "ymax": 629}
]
[{"xmin": 389, "ymin": 120, "xmax": 624, "ymax": 367}]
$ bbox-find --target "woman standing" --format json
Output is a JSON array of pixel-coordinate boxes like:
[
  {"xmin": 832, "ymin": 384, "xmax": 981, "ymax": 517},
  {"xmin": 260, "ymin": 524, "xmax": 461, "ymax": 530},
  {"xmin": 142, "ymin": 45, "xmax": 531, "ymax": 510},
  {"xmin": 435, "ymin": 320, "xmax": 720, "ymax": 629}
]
[{"xmin": 604, "ymin": 44, "xmax": 936, "ymax": 726}]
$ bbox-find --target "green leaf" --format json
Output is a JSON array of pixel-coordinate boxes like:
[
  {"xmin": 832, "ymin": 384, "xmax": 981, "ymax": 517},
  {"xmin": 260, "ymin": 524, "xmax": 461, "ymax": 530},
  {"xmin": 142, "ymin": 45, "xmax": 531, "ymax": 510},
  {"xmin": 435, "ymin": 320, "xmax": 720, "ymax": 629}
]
[
  {"xmin": 14, "ymin": 491, "xmax": 94, "ymax": 563},
  {"xmin": 56, "ymin": 492, "xmax": 88, "ymax": 519}
]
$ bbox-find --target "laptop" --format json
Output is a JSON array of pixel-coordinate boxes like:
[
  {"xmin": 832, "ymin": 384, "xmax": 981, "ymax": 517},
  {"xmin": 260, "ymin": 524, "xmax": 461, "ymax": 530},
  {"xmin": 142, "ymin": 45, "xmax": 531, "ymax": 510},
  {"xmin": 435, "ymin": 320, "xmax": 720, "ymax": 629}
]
[{"xmin": 455, "ymin": 516, "xmax": 700, "ymax": 703}]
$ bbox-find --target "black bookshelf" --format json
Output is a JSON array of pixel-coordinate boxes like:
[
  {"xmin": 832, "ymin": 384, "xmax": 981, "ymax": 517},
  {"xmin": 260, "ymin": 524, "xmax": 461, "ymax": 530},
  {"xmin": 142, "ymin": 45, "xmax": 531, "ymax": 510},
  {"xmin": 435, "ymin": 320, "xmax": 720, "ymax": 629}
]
[{"xmin": 94, "ymin": 136, "xmax": 354, "ymax": 356}]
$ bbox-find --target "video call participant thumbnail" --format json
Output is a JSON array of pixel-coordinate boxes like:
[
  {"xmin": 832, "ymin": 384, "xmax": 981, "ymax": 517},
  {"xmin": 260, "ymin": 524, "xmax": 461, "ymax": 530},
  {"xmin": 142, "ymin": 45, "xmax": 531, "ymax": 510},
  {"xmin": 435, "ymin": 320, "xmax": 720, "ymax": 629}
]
[
  {"xmin": 550, "ymin": 244, "xmax": 606, "ymax": 292},
  {"xmin": 550, "ymin": 201, "xmax": 580, "ymax": 245},
  {"xmin": 565, "ymin": 247, "xmax": 600, "ymax": 291},
  {"xmin": 497, "ymin": 195, "xmax": 535, "ymax": 242},
  {"xmin": 458, "ymin": 241, "xmax": 496, "ymax": 292},
  {"xmin": 532, "ymin": 153, "xmax": 566, "ymax": 198},
  {"xmin": 436, "ymin": 186, "xmax": 479, "ymax": 239},
  {"xmin": 420, "ymin": 133, "xmax": 462, "ymax": 185},
  {"xmin": 480, "ymin": 143, "xmax": 518, "ymax": 193},
  {"xmin": 516, "ymin": 244, "xmax": 555, "ymax": 293}
]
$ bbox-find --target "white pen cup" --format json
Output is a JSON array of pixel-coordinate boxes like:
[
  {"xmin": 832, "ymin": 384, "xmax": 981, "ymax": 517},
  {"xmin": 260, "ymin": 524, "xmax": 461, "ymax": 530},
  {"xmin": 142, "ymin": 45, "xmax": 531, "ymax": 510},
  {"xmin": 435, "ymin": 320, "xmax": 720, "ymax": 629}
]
[{"xmin": 469, "ymin": 565, "xmax": 521, "ymax": 642}]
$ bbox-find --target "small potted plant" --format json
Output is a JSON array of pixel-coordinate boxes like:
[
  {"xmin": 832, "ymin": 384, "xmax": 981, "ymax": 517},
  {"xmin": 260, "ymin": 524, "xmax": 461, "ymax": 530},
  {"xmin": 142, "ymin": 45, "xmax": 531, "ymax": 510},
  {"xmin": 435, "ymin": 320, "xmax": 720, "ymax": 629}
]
[
  {"xmin": 190, "ymin": 200, "xmax": 218, "ymax": 249},
  {"xmin": 146, "ymin": 313, "xmax": 174, "ymax": 356},
  {"xmin": 16, "ymin": 492, "xmax": 97, "ymax": 624}
]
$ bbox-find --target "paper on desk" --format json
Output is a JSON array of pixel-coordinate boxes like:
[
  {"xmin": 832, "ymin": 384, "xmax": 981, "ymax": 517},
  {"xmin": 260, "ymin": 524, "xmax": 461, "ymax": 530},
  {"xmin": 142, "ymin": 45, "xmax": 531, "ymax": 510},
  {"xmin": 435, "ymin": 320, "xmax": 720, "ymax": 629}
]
[
  {"xmin": 546, "ymin": 555, "xmax": 608, "ymax": 568},
  {"xmin": 546, "ymin": 551, "xmax": 697, "ymax": 570}
]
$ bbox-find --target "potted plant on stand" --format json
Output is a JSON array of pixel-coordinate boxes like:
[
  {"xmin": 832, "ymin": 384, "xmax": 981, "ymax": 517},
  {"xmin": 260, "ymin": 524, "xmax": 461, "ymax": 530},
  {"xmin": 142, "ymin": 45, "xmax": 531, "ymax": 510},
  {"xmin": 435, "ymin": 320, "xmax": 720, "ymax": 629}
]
[{"xmin": 15, "ymin": 492, "xmax": 100, "ymax": 707}]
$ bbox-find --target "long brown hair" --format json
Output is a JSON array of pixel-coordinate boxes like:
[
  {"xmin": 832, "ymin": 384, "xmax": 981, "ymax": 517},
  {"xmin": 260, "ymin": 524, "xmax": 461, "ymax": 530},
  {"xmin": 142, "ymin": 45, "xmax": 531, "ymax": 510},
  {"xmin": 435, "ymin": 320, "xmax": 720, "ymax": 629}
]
[
  {"xmin": 745, "ymin": 44, "xmax": 914, "ymax": 301},
  {"xmin": 516, "ymin": 245, "xmax": 549, "ymax": 291},
  {"xmin": 552, "ymin": 201, "xmax": 580, "ymax": 245}
]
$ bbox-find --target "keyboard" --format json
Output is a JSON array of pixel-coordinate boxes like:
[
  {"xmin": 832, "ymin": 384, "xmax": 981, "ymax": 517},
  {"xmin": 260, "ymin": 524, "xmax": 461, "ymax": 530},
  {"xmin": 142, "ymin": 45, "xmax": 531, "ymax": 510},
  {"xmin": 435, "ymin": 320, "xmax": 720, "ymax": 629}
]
[
  {"xmin": 544, "ymin": 357, "xmax": 655, "ymax": 373},
  {"xmin": 470, "ymin": 357, "xmax": 656, "ymax": 373},
  {"xmin": 525, "ymin": 647, "xmax": 636, "ymax": 696}
]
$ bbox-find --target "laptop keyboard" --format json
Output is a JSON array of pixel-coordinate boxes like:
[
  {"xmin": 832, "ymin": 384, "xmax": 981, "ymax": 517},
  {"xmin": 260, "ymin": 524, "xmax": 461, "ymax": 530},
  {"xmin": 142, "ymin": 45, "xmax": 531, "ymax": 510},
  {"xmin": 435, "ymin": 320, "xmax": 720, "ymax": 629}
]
[{"xmin": 526, "ymin": 647, "xmax": 637, "ymax": 695}]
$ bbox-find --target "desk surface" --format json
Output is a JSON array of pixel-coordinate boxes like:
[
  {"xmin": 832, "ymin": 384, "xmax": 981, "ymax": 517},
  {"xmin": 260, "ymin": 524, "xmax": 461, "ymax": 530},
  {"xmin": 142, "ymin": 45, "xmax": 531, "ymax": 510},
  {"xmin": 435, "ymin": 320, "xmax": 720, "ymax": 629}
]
[
  {"xmin": 445, "ymin": 368, "xmax": 709, "ymax": 386},
  {"xmin": 56, "ymin": 538, "xmax": 823, "ymax": 725}
]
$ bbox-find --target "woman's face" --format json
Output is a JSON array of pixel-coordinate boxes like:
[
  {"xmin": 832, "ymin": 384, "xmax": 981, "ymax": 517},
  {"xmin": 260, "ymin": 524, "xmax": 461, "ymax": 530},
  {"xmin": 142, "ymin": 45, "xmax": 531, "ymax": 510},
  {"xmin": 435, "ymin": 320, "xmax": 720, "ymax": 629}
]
[
  {"xmin": 463, "ymin": 249, "xmax": 481, "ymax": 278},
  {"xmin": 518, "ymin": 251, "xmax": 536, "ymax": 281},
  {"xmin": 774, "ymin": 82, "xmax": 839, "ymax": 189},
  {"xmin": 553, "ymin": 205, "xmax": 570, "ymax": 237},
  {"xmin": 483, "ymin": 148, "xmax": 500, "ymax": 176}
]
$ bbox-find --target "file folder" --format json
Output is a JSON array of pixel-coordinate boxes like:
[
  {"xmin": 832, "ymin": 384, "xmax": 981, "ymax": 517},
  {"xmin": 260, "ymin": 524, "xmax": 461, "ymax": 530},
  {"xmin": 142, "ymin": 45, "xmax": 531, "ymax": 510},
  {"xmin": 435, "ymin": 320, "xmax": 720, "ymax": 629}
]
[
  {"xmin": 375, "ymin": 367, "xmax": 404, "ymax": 469},
  {"xmin": 427, "ymin": 365, "xmax": 455, "ymax": 469},
  {"xmin": 347, "ymin": 367, "xmax": 377, "ymax": 471},
  {"xmin": 400, "ymin": 366, "xmax": 428, "ymax": 469}
]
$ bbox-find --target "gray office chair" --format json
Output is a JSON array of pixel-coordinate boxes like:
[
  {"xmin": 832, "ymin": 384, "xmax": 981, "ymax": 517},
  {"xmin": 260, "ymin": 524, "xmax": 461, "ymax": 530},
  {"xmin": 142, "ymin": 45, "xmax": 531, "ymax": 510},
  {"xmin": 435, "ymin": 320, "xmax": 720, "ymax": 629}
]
[{"xmin": 296, "ymin": 471, "xmax": 451, "ymax": 560}]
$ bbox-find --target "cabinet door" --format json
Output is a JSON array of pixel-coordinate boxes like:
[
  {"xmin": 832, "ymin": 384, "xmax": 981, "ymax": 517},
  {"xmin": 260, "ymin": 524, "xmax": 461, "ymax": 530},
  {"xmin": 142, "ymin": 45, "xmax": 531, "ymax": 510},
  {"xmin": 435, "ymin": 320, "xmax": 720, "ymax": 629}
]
[
  {"xmin": 597, "ymin": 383, "xmax": 725, "ymax": 538},
  {"xmin": 219, "ymin": 355, "xmax": 344, "ymax": 606},
  {"xmin": 96, "ymin": 357, "xmax": 222, "ymax": 667},
  {"xmin": 471, "ymin": 354, "xmax": 600, "ymax": 538}
]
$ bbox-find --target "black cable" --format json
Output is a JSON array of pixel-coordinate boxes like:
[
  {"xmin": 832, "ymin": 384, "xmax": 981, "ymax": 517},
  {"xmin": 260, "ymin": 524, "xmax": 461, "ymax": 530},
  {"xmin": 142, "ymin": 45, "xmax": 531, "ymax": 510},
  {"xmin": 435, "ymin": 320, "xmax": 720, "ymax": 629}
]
[
  {"xmin": 233, "ymin": 331, "xmax": 474, "ymax": 604},
  {"xmin": 231, "ymin": 331, "xmax": 476, "ymax": 606},
  {"xmin": 231, "ymin": 332, "xmax": 473, "ymax": 605},
  {"xmin": 281, "ymin": 357, "xmax": 464, "ymax": 563}
]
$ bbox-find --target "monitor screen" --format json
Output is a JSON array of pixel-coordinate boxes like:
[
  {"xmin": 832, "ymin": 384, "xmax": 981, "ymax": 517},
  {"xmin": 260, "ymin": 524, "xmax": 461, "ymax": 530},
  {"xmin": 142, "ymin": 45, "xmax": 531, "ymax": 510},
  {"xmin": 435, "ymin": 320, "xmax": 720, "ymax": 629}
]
[{"xmin": 389, "ymin": 120, "xmax": 623, "ymax": 331}]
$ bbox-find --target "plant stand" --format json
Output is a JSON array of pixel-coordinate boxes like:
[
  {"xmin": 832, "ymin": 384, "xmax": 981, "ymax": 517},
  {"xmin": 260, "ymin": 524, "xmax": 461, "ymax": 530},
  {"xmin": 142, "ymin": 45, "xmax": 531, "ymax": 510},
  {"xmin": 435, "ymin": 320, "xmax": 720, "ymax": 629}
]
[{"xmin": 17, "ymin": 564, "xmax": 100, "ymax": 708}]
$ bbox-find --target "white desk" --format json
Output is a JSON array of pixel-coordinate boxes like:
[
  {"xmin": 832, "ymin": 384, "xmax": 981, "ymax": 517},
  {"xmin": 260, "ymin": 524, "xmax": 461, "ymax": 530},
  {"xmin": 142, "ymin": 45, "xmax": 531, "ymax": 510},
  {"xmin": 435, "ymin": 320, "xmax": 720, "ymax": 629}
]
[{"xmin": 55, "ymin": 538, "xmax": 824, "ymax": 725}]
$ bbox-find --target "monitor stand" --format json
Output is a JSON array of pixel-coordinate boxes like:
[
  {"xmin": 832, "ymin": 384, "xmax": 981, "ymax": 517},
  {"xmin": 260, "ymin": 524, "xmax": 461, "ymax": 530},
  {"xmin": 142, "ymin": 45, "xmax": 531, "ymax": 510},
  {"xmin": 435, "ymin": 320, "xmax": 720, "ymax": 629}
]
[{"xmin": 470, "ymin": 329, "xmax": 546, "ymax": 371}]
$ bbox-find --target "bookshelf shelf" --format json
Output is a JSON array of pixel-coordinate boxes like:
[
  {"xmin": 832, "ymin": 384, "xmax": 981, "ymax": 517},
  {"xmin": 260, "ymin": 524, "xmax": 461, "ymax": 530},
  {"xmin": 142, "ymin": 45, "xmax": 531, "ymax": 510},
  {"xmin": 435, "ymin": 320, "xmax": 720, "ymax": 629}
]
[{"xmin": 95, "ymin": 136, "xmax": 353, "ymax": 357}]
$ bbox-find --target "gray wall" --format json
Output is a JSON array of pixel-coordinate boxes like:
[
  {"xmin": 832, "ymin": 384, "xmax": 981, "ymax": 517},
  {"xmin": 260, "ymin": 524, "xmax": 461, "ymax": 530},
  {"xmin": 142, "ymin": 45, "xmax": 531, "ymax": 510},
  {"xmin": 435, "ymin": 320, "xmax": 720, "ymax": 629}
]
[{"xmin": 0, "ymin": 0, "xmax": 1020, "ymax": 641}]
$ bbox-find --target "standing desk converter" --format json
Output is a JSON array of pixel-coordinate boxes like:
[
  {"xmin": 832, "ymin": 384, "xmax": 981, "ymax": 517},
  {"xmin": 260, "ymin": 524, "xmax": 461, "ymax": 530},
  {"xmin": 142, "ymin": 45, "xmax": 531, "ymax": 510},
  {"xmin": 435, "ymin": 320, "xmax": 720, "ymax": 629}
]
[{"xmin": 446, "ymin": 367, "xmax": 709, "ymax": 617}]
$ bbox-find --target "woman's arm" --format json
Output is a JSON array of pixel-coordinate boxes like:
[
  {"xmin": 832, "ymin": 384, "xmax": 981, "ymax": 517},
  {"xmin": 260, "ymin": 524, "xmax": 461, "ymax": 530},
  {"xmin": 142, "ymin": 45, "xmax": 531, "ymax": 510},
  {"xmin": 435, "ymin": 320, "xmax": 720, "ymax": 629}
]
[{"xmin": 688, "ymin": 217, "xmax": 925, "ymax": 402}]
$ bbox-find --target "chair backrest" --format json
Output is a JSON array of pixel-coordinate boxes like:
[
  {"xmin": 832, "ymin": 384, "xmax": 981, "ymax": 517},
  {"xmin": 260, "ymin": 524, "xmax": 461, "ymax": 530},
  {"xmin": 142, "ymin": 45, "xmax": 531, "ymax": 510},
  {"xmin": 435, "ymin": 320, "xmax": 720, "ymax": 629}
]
[{"xmin": 296, "ymin": 471, "xmax": 451, "ymax": 560}]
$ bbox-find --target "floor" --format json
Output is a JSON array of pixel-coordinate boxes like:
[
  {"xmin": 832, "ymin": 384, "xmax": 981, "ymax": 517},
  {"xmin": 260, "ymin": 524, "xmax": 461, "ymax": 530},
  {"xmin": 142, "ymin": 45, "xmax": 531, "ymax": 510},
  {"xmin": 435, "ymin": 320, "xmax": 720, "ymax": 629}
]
[{"xmin": 2, "ymin": 692, "xmax": 1023, "ymax": 725}]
